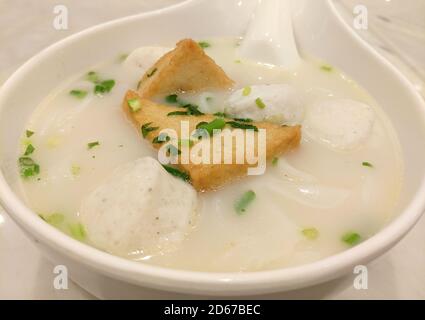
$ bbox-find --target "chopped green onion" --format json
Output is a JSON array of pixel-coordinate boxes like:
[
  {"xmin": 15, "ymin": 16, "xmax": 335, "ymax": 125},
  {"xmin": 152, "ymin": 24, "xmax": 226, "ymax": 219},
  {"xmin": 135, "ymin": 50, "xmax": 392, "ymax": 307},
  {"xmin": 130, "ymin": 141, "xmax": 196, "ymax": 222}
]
[
  {"xmin": 165, "ymin": 94, "xmax": 179, "ymax": 104},
  {"xmin": 68, "ymin": 223, "xmax": 86, "ymax": 241},
  {"xmin": 69, "ymin": 89, "xmax": 88, "ymax": 99},
  {"xmin": 213, "ymin": 112, "xmax": 228, "ymax": 118},
  {"xmin": 152, "ymin": 133, "xmax": 171, "ymax": 144},
  {"xmin": 168, "ymin": 104, "xmax": 204, "ymax": 116},
  {"xmin": 197, "ymin": 118, "xmax": 226, "ymax": 136},
  {"xmin": 234, "ymin": 190, "xmax": 256, "ymax": 215},
  {"xmin": 94, "ymin": 79, "xmax": 115, "ymax": 96},
  {"xmin": 184, "ymin": 103, "xmax": 204, "ymax": 116},
  {"xmin": 39, "ymin": 213, "xmax": 65, "ymax": 228},
  {"xmin": 272, "ymin": 157, "xmax": 279, "ymax": 166},
  {"xmin": 234, "ymin": 60, "xmax": 241, "ymax": 64},
  {"xmin": 242, "ymin": 86, "xmax": 252, "ymax": 96},
  {"xmin": 86, "ymin": 71, "xmax": 99, "ymax": 83},
  {"xmin": 342, "ymin": 232, "xmax": 362, "ymax": 246},
  {"xmin": 147, "ymin": 68, "xmax": 157, "ymax": 78},
  {"xmin": 168, "ymin": 111, "xmax": 189, "ymax": 116},
  {"xmin": 162, "ymin": 165, "xmax": 191, "ymax": 182},
  {"xmin": 141, "ymin": 122, "xmax": 159, "ymax": 138},
  {"xmin": 24, "ymin": 144, "xmax": 35, "ymax": 156},
  {"xmin": 233, "ymin": 117, "xmax": 253, "ymax": 123},
  {"xmin": 198, "ymin": 41, "xmax": 211, "ymax": 49},
  {"xmin": 87, "ymin": 141, "xmax": 100, "ymax": 149},
  {"xmin": 18, "ymin": 157, "xmax": 40, "ymax": 178},
  {"xmin": 226, "ymin": 121, "xmax": 259, "ymax": 131},
  {"xmin": 71, "ymin": 165, "xmax": 81, "ymax": 176},
  {"xmin": 362, "ymin": 162, "xmax": 374, "ymax": 168},
  {"xmin": 321, "ymin": 64, "xmax": 333, "ymax": 72},
  {"xmin": 302, "ymin": 228, "xmax": 319, "ymax": 240},
  {"xmin": 255, "ymin": 97, "xmax": 266, "ymax": 109},
  {"xmin": 127, "ymin": 98, "xmax": 141, "ymax": 113},
  {"xmin": 206, "ymin": 97, "xmax": 213, "ymax": 102},
  {"xmin": 26, "ymin": 130, "xmax": 35, "ymax": 138}
]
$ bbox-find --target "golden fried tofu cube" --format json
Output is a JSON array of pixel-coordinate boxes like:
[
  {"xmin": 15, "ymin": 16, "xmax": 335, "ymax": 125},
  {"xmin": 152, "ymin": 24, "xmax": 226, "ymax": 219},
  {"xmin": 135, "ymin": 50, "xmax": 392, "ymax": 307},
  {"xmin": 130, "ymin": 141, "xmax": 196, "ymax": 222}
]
[
  {"xmin": 123, "ymin": 91, "xmax": 301, "ymax": 192},
  {"xmin": 137, "ymin": 39, "xmax": 234, "ymax": 98}
]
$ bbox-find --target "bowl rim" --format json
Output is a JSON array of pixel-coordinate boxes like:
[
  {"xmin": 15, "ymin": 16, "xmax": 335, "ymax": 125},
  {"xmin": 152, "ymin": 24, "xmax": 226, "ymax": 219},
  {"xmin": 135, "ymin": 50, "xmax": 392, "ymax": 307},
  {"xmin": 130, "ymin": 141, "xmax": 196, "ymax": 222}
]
[{"xmin": 1, "ymin": 0, "xmax": 425, "ymax": 295}]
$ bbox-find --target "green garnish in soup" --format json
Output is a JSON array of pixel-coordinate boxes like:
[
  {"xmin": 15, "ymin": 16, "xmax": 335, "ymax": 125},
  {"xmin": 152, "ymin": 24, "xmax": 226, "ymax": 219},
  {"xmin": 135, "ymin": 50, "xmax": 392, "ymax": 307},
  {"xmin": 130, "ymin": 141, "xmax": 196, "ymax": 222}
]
[
  {"xmin": 302, "ymin": 228, "xmax": 319, "ymax": 240},
  {"xmin": 18, "ymin": 157, "xmax": 40, "ymax": 178},
  {"xmin": 141, "ymin": 122, "xmax": 159, "ymax": 138},
  {"xmin": 235, "ymin": 190, "xmax": 256, "ymax": 215},
  {"xmin": 87, "ymin": 141, "xmax": 100, "ymax": 149},
  {"xmin": 24, "ymin": 144, "xmax": 35, "ymax": 156},
  {"xmin": 69, "ymin": 89, "xmax": 88, "ymax": 99},
  {"xmin": 162, "ymin": 165, "xmax": 191, "ymax": 182},
  {"xmin": 198, "ymin": 41, "xmax": 211, "ymax": 49},
  {"xmin": 94, "ymin": 79, "xmax": 115, "ymax": 96},
  {"xmin": 342, "ymin": 232, "xmax": 362, "ymax": 246},
  {"xmin": 127, "ymin": 98, "xmax": 141, "ymax": 113},
  {"xmin": 26, "ymin": 130, "xmax": 35, "ymax": 138},
  {"xmin": 255, "ymin": 97, "xmax": 266, "ymax": 109}
]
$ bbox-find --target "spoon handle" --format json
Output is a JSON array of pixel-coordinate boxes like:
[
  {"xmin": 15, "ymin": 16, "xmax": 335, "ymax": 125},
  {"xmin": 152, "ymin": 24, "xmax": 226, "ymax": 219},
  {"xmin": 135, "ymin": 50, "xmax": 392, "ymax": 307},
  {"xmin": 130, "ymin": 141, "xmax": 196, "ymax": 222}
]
[{"xmin": 239, "ymin": 0, "xmax": 301, "ymax": 68}]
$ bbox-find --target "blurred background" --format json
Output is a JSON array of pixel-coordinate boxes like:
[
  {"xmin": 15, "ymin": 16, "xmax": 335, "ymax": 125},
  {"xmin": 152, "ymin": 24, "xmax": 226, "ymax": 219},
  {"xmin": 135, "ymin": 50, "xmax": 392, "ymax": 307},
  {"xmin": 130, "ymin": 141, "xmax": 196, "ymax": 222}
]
[{"xmin": 0, "ymin": 0, "xmax": 424, "ymax": 299}]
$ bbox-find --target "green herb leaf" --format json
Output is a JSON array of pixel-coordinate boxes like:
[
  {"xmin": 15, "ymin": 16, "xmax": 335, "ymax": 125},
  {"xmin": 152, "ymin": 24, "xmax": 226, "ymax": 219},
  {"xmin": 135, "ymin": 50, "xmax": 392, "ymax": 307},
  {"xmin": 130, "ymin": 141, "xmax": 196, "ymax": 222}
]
[
  {"xmin": 39, "ymin": 213, "xmax": 65, "ymax": 228},
  {"xmin": 342, "ymin": 232, "xmax": 362, "ymax": 246},
  {"xmin": 71, "ymin": 165, "xmax": 81, "ymax": 176},
  {"xmin": 198, "ymin": 41, "xmax": 211, "ymax": 49},
  {"xmin": 272, "ymin": 157, "xmax": 279, "ymax": 166},
  {"xmin": 69, "ymin": 89, "xmax": 88, "ymax": 99},
  {"xmin": 255, "ymin": 97, "xmax": 266, "ymax": 109},
  {"xmin": 147, "ymin": 68, "xmax": 157, "ymax": 78},
  {"xmin": 162, "ymin": 165, "xmax": 191, "ymax": 182},
  {"xmin": 87, "ymin": 141, "xmax": 100, "ymax": 149},
  {"xmin": 321, "ymin": 64, "xmax": 333, "ymax": 72},
  {"xmin": 168, "ymin": 111, "xmax": 189, "ymax": 116},
  {"xmin": 197, "ymin": 118, "xmax": 226, "ymax": 136},
  {"xmin": 141, "ymin": 122, "xmax": 159, "ymax": 138},
  {"xmin": 213, "ymin": 112, "xmax": 228, "ymax": 118},
  {"xmin": 18, "ymin": 157, "xmax": 40, "ymax": 178},
  {"xmin": 183, "ymin": 103, "xmax": 205, "ymax": 116},
  {"xmin": 86, "ymin": 71, "xmax": 99, "ymax": 83},
  {"xmin": 24, "ymin": 144, "xmax": 35, "ymax": 156},
  {"xmin": 26, "ymin": 130, "xmax": 35, "ymax": 138},
  {"xmin": 127, "ymin": 98, "xmax": 141, "ymax": 113},
  {"xmin": 362, "ymin": 162, "xmax": 374, "ymax": 168},
  {"xmin": 94, "ymin": 79, "xmax": 115, "ymax": 96},
  {"xmin": 226, "ymin": 121, "xmax": 259, "ymax": 131},
  {"xmin": 68, "ymin": 223, "xmax": 86, "ymax": 241},
  {"xmin": 165, "ymin": 94, "xmax": 179, "ymax": 104},
  {"xmin": 302, "ymin": 228, "xmax": 319, "ymax": 240},
  {"xmin": 165, "ymin": 103, "xmax": 205, "ymax": 116},
  {"xmin": 152, "ymin": 133, "xmax": 171, "ymax": 144},
  {"xmin": 233, "ymin": 117, "xmax": 253, "ymax": 123},
  {"xmin": 234, "ymin": 190, "xmax": 256, "ymax": 215},
  {"xmin": 242, "ymin": 86, "xmax": 252, "ymax": 96}
]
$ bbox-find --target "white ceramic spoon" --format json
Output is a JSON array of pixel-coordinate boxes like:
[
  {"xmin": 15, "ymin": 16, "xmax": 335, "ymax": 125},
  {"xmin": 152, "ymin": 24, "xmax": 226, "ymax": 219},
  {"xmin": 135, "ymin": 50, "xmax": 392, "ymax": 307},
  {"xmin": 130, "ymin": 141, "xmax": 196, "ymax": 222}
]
[{"xmin": 239, "ymin": 0, "xmax": 301, "ymax": 68}]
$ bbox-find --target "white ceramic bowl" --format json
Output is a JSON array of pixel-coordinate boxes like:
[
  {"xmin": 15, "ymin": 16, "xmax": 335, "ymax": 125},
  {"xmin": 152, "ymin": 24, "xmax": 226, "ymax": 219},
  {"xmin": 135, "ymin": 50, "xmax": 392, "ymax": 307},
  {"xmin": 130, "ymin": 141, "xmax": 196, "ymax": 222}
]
[{"xmin": 1, "ymin": 0, "xmax": 425, "ymax": 298}]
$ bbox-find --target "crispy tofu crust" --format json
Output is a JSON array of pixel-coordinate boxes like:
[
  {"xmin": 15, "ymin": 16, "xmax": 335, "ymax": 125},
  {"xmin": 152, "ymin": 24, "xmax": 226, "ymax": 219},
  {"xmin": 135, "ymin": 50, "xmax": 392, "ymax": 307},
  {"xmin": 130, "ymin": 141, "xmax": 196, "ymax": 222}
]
[
  {"xmin": 123, "ymin": 91, "xmax": 301, "ymax": 192},
  {"xmin": 137, "ymin": 39, "xmax": 234, "ymax": 98}
]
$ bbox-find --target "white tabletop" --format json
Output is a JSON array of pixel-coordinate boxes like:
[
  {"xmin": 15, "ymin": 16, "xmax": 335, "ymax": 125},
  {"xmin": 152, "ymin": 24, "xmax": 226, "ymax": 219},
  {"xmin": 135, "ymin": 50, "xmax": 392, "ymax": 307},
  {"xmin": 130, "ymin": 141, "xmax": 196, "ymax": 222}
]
[{"xmin": 0, "ymin": 0, "xmax": 424, "ymax": 300}]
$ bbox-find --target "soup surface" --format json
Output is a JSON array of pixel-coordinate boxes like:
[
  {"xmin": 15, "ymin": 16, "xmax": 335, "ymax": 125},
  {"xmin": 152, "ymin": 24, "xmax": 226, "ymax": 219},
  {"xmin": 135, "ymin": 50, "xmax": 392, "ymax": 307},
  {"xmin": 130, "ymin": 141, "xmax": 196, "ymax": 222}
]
[{"xmin": 19, "ymin": 38, "xmax": 403, "ymax": 272}]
